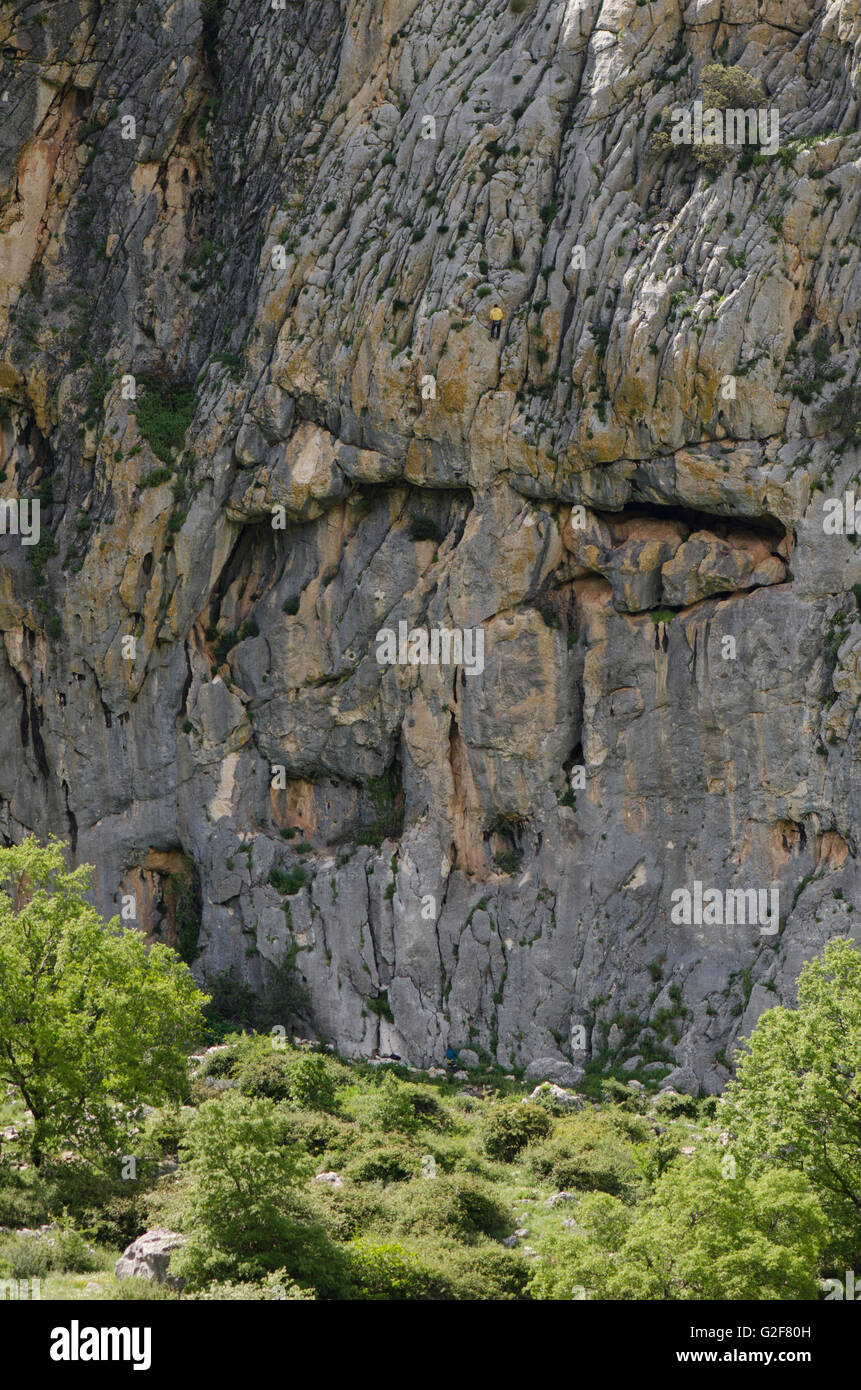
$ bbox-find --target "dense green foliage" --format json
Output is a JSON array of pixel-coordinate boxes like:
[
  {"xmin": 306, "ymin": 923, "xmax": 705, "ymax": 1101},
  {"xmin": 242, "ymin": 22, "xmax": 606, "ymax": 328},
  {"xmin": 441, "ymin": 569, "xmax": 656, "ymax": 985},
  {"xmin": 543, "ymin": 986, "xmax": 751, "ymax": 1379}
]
[
  {"xmin": 133, "ymin": 377, "xmax": 196, "ymax": 463},
  {"xmin": 0, "ymin": 838, "xmax": 208, "ymax": 1165},
  {"xmin": 722, "ymin": 937, "xmax": 861, "ymax": 1262}
]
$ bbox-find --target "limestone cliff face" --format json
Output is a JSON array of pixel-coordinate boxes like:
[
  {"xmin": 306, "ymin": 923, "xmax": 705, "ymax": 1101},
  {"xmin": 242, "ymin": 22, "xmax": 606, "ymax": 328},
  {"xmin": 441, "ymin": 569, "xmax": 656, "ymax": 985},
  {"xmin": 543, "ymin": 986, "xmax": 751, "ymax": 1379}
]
[{"xmin": 0, "ymin": 0, "xmax": 858, "ymax": 1090}]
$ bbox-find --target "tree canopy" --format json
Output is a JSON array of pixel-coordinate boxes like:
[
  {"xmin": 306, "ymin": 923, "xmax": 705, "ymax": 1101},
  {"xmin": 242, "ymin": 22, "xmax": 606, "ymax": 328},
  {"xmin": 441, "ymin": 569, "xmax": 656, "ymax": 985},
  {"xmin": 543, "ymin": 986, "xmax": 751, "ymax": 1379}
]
[
  {"xmin": 0, "ymin": 836, "xmax": 208, "ymax": 1164},
  {"xmin": 722, "ymin": 935, "xmax": 861, "ymax": 1262}
]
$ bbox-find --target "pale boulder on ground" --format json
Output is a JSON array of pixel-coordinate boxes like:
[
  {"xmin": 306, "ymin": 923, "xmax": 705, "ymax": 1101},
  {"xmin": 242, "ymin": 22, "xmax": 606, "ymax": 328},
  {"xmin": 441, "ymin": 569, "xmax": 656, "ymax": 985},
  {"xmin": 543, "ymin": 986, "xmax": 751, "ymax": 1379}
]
[
  {"xmin": 313, "ymin": 1171, "xmax": 344, "ymax": 1189},
  {"xmin": 114, "ymin": 1229, "xmax": 186, "ymax": 1290},
  {"xmin": 523, "ymin": 1058, "xmax": 585, "ymax": 1088},
  {"xmin": 529, "ymin": 1082, "xmax": 583, "ymax": 1109}
]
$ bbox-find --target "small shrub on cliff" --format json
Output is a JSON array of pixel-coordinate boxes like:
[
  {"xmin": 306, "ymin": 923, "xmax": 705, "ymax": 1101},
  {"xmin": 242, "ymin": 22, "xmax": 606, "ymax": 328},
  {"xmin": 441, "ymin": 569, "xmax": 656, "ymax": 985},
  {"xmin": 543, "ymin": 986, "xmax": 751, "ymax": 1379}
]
[
  {"xmin": 268, "ymin": 863, "xmax": 307, "ymax": 895},
  {"xmin": 649, "ymin": 64, "xmax": 767, "ymax": 171},
  {"xmin": 134, "ymin": 377, "xmax": 196, "ymax": 463},
  {"xmin": 408, "ymin": 515, "xmax": 444, "ymax": 543},
  {"xmin": 818, "ymin": 383, "xmax": 861, "ymax": 442},
  {"xmin": 357, "ymin": 767, "xmax": 404, "ymax": 848}
]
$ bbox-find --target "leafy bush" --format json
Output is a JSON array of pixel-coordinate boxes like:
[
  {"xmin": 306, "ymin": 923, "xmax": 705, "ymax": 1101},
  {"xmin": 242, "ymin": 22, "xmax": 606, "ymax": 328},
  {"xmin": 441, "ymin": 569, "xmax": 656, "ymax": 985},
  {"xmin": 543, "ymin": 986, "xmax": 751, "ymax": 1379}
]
[
  {"xmin": 524, "ymin": 1111, "xmax": 645, "ymax": 1198},
  {"xmin": 362, "ymin": 1073, "xmax": 423, "ymax": 1135},
  {"xmin": 651, "ymin": 1090, "xmax": 699, "ymax": 1119},
  {"xmin": 139, "ymin": 466, "xmax": 173, "ymax": 491},
  {"xmin": 600, "ymin": 1078, "xmax": 648, "ymax": 1111},
  {"xmin": 236, "ymin": 1052, "xmax": 294, "ymax": 1103},
  {"xmin": 0, "ymin": 1177, "xmax": 48, "ymax": 1230},
  {"xmin": 178, "ymin": 1093, "xmax": 340, "ymax": 1288},
  {"xmin": 288, "ymin": 1054, "xmax": 338, "ymax": 1112},
  {"xmin": 530, "ymin": 1082, "xmax": 581, "ymax": 1116},
  {"xmin": 344, "ymin": 1145, "xmax": 420, "ymax": 1184},
  {"xmin": 279, "ymin": 1109, "xmax": 346, "ymax": 1158},
  {"xmin": 194, "ymin": 1034, "xmax": 256, "ymax": 1078},
  {"xmin": 700, "ymin": 63, "xmax": 766, "ymax": 117},
  {"xmin": 52, "ymin": 1225, "xmax": 105, "ymax": 1273},
  {"xmin": 435, "ymin": 1244, "xmax": 531, "ymax": 1300},
  {"xmin": 33, "ymin": 1158, "xmax": 127, "ymax": 1226},
  {"xmin": 388, "ymin": 1176, "xmax": 509, "ymax": 1242},
  {"xmin": 481, "ymin": 1102, "xmax": 552, "ymax": 1161},
  {"xmin": 312, "ymin": 1185, "xmax": 387, "ymax": 1241},
  {"xmin": 0, "ymin": 837, "xmax": 207, "ymax": 1164},
  {"xmin": 237, "ymin": 1051, "xmax": 339, "ymax": 1112},
  {"xmin": 79, "ymin": 1191, "xmax": 148, "ymax": 1249},
  {"xmin": 533, "ymin": 1158, "xmax": 827, "ymax": 1300},
  {"xmin": 348, "ymin": 1239, "xmax": 433, "ymax": 1299},
  {"xmin": 649, "ymin": 64, "xmax": 767, "ymax": 172},
  {"xmin": 180, "ymin": 1093, "xmax": 307, "ymax": 1226},
  {"xmin": 0, "ymin": 1225, "xmax": 105, "ymax": 1278},
  {"xmin": 722, "ymin": 937, "xmax": 861, "ymax": 1261},
  {"xmin": 185, "ymin": 1271, "xmax": 315, "ymax": 1300},
  {"xmin": 0, "ymin": 1234, "xmax": 51, "ymax": 1279}
]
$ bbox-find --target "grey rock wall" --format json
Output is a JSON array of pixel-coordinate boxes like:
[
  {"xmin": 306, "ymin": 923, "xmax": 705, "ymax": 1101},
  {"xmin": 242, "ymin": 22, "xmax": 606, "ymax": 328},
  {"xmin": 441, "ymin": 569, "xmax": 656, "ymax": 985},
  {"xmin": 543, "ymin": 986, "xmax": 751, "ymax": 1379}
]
[{"xmin": 0, "ymin": 0, "xmax": 858, "ymax": 1089}]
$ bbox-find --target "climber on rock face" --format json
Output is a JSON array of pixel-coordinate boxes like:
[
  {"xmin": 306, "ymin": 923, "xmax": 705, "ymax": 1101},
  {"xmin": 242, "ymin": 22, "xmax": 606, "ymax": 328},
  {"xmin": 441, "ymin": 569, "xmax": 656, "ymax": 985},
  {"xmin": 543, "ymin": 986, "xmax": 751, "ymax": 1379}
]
[{"xmin": 489, "ymin": 305, "xmax": 503, "ymax": 339}]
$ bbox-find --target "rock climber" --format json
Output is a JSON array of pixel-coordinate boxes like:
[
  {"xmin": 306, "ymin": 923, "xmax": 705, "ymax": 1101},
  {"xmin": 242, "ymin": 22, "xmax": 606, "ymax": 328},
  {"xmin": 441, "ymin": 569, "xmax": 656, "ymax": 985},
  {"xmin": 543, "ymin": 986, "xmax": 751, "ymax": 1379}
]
[{"xmin": 489, "ymin": 304, "xmax": 503, "ymax": 339}]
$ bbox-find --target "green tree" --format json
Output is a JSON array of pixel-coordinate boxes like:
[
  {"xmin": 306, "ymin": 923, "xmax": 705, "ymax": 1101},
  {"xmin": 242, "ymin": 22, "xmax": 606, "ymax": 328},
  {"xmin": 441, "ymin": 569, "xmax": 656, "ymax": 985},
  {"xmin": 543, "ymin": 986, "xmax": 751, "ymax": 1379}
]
[
  {"xmin": 0, "ymin": 837, "xmax": 208, "ymax": 1164},
  {"xmin": 177, "ymin": 1094, "xmax": 348, "ymax": 1295},
  {"xmin": 180, "ymin": 1094, "xmax": 309, "ymax": 1266},
  {"xmin": 613, "ymin": 1159, "xmax": 825, "ymax": 1300},
  {"xmin": 722, "ymin": 936, "xmax": 861, "ymax": 1260},
  {"xmin": 530, "ymin": 1159, "xmax": 826, "ymax": 1300}
]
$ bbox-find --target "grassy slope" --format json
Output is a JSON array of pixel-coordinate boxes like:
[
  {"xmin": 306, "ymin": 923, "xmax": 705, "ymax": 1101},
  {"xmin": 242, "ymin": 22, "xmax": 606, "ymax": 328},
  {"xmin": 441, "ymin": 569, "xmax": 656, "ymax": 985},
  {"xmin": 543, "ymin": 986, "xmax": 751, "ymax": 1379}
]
[{"xmin": 0, "ymin": 1040, "xmax": 710, "ymax": 1301}]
